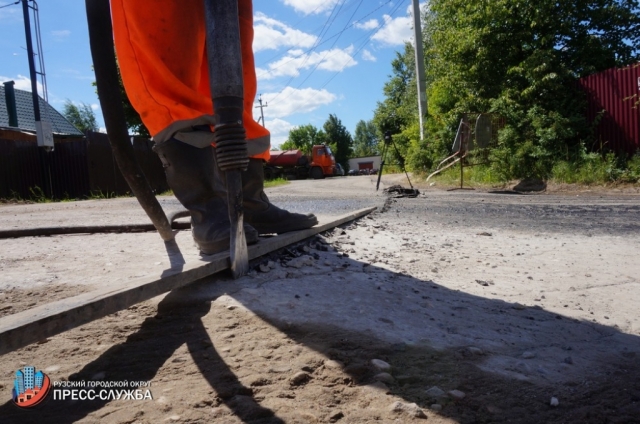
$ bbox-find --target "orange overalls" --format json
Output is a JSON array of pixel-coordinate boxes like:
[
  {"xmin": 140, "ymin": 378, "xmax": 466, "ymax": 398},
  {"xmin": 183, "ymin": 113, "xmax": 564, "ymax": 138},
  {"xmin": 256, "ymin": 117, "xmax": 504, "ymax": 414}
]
[{"xmin": 110, "ymin": 0, "xmax": 270, "ymax": 160}]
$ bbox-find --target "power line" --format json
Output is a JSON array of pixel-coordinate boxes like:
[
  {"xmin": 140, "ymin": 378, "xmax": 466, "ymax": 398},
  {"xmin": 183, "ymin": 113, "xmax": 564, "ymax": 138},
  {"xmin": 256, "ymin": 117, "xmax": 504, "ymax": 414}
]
[
  {"xmin": 256, "ymin": 1, "xmax": 350, "ymax": 66},
  {"xmin": 277, "ymin": 0, "xmax": 365, "ymax": 99},
  {"xmin": 260, "ymin": 0, "xmax": 400, "ymax": 107},
  {"xmin": 269, "ymin": 0, "xmax": 407, "ymax": 105},
  {"xmin": 319, "ymin": 0, "xmax": 408, "ymax": 90},
  {"xmin": 266, "ymin": 0, "xmax": 346, "ymax": 104},
  {"xmin": 0, "ymin": 1, "xmax": 20, "ymax": 9},
  {"xmin": 256, "ymin": 0, "xmax": 395, "ymax": 75}
]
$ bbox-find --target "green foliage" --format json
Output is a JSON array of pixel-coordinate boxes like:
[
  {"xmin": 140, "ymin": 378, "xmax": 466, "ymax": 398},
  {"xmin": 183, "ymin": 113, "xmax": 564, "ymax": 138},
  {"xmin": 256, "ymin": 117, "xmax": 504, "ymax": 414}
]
[
  {"xmin": 353, "ymin": 120, "xmax": 379, "ymax": 157},
  {"xmin": 323, "ymin": 114, "xmax": 353, "ymax": 170},
  {"xmin": 28, "ymin": 186, "xmax": 52, "ymax": 203},
  {"xmin": 264, "ymin": 177, "xmax": 289, "ymax": 187},
  {"xmin": 282, "ymin": 124, "xmax": 326, "ymax": 154},
  {"xmin": 551, "ymin": 151, "xmax": 640, "ymax": 184},
  {"xmin": 373, "ymin": 45, "xmax": 418, "ymax": 148},
  {"xmin": 88, "ymin": 190, "xmax": 119, "ymax": 200},
  {"xmin": 429, "ymin": 150, "xmax": 640, "ymax": 187},
  {"xmin": 92, "ymin": 63, "xmax": 150, "ymax": 137},
  {"xmin": 621, "ymin": 154, "xmax": 640, "ymax": 183},
  {"xmin": 373, "ymin": 0, "xmax": 640, "ymax": 181},
  {"xmin": 118, "ymin": 72, "xmax": 150, "ymax": 137},
  {"xmin": 62, "ymin": 100, "xmax": 98, "ymax": 133},
  {"xmin": 430, "ymin": 164, "xmax": 505, "ymax": 186}
]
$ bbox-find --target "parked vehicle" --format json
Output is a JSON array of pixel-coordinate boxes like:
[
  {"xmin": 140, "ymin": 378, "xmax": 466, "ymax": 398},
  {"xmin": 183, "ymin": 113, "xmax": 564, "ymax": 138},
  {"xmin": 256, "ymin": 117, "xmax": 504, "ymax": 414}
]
[
  {"xmin": 265, "ymin": 145, "xmax": 337, "ymax": 180},
  {"xmin": 335, "ymin": 163, "xmax": 345, "ymax": 176},
  {"xmin": 348, "ymin": 168, "xmax": 377, "ymax": 176}
]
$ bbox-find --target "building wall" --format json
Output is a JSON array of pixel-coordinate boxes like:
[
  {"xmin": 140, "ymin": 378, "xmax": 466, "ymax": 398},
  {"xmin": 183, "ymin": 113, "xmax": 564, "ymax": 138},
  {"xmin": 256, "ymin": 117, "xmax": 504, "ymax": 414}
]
[
  {"xmin": 578, "ymin": 63, "xmax": 640, "ymax": 155},
  {"xmin": 348, "ymin": 156, "xmax": 381, "ymax": 172}
]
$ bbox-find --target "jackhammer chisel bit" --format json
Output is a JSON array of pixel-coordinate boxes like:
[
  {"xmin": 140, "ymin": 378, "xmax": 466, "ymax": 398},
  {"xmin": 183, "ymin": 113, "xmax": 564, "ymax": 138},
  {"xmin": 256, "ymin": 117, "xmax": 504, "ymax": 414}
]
[{"xmin": 204, "ymin": 0, "xmax": 249, "ymax": 278}]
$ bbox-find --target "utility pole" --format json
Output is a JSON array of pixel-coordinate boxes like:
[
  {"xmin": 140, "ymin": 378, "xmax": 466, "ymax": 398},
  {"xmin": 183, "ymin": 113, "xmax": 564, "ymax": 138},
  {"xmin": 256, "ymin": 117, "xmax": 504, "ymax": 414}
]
[
  {"xmin": 254, "ymin": 94, "xmax": 268, "ymax": 127},
  {"xmin": 22, "ymin": 0, "xmax": 53, "ymax": 197},
  {"xmin": 412, "ymin": 0, "xmax": 427, "ymax": 140}
]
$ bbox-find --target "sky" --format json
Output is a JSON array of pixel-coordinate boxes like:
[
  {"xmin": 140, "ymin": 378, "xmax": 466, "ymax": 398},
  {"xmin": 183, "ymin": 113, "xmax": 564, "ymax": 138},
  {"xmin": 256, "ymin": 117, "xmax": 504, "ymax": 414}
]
[{"xmin": 0, "ymin": 0, "xmax": 423, "ymax": 148}]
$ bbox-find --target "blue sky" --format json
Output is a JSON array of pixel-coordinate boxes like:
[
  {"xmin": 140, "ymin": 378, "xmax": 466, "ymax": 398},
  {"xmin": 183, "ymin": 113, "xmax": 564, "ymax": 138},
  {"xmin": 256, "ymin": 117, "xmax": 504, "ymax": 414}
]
[{"xmin": 0, "ymin": 0, "xmax": 422, "ymax": 147}]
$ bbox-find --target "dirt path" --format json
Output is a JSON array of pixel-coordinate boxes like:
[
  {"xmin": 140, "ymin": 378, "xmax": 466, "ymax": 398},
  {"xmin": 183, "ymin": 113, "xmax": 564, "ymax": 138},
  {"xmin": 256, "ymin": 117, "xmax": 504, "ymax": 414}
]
[{"xmin": 1, "ymin": 176, "xmax": 639, "ymax": 423}]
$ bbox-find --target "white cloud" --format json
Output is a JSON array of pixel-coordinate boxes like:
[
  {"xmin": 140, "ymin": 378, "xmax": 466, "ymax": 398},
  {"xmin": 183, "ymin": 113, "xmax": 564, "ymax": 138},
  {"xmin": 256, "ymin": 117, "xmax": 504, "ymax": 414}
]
[
  {"xmin": 91, "ymin": 103, "xmax": 99, "ymax": 110},
  {"xmin": 262, "ymin": 87, "xmax": 336, "ymax": 118},
  {"xmin": 262, "ymin": 118, "xmax": 295, "ymax": 149},
  {"xmin": 362, "ymin": 50, "xmax": 376, "ymax": 62},
  {"xmin": 0, "ymin": 7, "xmax": 20, "ymax": 22},
  {"xmin": 51, "ymin": 30, "xmax": 71, "ymax": 40},
  {"xmin": 257, "ymin": 46, "xmax": 357, "ymax": 80},
  {"xmin": 354, "ymin": 19, "xmax": 379, "ymax": 30},
  {"xmin": 253, "ymin": 12, "xmax": 317, "ymax": 52},
  {"xmin": 59, "ymin": 68, "xmax": 95, "ymax": 81},
  {"xmin": 0, "ymin": 74, "xmax": 44, "ymax": 93},
  {"xmin": 371, "ymin": 6, "xmax": 414, "ymax": 47},
  {"xmin": 281, "ymin": 0, "xmax": 341, "ymax": 15}
]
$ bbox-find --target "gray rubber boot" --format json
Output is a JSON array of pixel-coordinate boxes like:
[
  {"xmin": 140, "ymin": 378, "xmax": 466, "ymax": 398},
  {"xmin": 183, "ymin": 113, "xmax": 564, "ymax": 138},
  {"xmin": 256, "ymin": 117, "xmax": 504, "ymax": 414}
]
[
  {"xmin": 242, "ymin": 158, "xmax": 318, "ymax": 234},
  {"xmin": 153, "ymin": 138, "xmax": 258, "ymax": 254}
]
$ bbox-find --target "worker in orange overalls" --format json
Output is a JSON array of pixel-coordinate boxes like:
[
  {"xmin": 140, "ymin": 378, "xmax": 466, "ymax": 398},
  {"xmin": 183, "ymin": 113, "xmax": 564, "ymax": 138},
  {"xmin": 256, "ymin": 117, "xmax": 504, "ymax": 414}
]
[{"xmin": 110, "ymin": 0, "xmax": 317, "ymax": 254}]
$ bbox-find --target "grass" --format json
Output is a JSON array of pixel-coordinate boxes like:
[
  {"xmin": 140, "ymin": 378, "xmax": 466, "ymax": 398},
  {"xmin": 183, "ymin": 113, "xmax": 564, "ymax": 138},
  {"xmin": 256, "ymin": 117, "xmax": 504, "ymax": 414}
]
[
  {"xmin": 0, "ymin": 187, "xmax": 129, "ymax": 204},
  {"xmin": 421, "ymin": 154, "xmax": 640, "ymax": 188},
  {"xmin": 426, "ymin": 164, "xmax": 504, "ymax": 187},
  {"xmin": 264, "ymin": 177, "xmax": 289, "ymax": 188},
  {"xmin": 87, "ymin": 189, "xmax": 120, "ymax": 200},
  {"xmin": 551, "ymin": 153, "xmax": 640, "ymax": 185}
]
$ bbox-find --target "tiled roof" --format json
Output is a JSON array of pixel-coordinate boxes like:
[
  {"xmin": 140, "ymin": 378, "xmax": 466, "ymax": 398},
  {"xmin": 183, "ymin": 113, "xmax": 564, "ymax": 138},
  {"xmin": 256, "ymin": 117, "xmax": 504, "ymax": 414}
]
[{"xmin": 0, "ymin": 84, "xmax": 84, "ymax": 136}]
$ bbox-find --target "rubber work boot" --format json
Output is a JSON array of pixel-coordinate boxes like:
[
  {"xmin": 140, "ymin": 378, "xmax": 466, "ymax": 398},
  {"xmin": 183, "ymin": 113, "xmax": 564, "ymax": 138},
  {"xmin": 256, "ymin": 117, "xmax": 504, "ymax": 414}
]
[
  {"xmin": 242, "ymin": 158, "xmax": 318, "ymax": 234},
  {"xmin": 153, "ymin": 138, "xmax": 259, "ymax": 254}
]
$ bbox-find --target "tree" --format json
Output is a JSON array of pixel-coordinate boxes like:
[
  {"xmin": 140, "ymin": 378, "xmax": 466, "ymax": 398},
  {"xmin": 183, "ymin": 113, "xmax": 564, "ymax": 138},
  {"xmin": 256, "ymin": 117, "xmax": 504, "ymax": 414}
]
[
  {"xmin": 422, "ymin": 0, "xmax": 640, "ymax": 178},
  {"xmin": 281, "ymin": 124, "xmax": 326, "ymax": 154},
  {"xmin": 373, "ymin": 44, "xmax": 418, "ymax": 138},
  {"xmin": 93, "ymin": 63, "xmax": 150, "ymax": 137},
  {"xmin": 353, "ymin": 120, "xmax": 379, "ymax": 157},
  {"xmin": 63, "ymin": 100, "xmax": 98, "ymax": 133},
  {"xmin": 372, "ymin": 44, "xmax": 423, "ymax": 170},
  {"xmin": 116, "ymin": 68, "xmax": 150, "ymax": 137},
  {"xmin": 323, "ymin": 114, "xmax": 352, "ymax": 170}
]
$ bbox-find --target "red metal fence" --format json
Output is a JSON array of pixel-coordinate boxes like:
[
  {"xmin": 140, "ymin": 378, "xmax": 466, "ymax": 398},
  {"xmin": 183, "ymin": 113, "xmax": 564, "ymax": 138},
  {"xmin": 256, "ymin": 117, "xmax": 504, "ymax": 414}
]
[
  {"xmin": 578, "ymin": 62, "xmax": 640, "ymax": 155},
  {"xmin": 0, "ymin": 130, "xmax": 167, "ymax": 199}
]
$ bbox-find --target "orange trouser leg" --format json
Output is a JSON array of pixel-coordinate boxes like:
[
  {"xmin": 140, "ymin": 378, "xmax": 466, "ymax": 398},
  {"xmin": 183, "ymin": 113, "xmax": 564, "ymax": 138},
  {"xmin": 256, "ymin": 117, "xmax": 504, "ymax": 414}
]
[{"xmin": 110, "ymin": 0, "xmax": 270, "ymax": 160}]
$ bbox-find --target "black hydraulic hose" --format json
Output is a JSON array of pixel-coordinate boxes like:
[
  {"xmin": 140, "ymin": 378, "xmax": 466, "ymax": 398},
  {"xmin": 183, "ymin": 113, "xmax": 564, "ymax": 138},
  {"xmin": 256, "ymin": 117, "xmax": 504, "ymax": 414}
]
[{"xmin": 85, "ymin": 0, "xmax": 175, "ymax": 241}]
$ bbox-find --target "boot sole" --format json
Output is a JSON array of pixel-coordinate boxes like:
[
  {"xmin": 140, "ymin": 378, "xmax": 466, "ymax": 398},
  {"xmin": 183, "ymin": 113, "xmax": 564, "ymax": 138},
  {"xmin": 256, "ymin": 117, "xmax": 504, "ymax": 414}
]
[
  {"xmin": 196, "ymin": 233, "xmax": 259, "ymax": 255},
  {"xmin": 248, "ymin": 216, "xmax": 319, "ymax": 235}
]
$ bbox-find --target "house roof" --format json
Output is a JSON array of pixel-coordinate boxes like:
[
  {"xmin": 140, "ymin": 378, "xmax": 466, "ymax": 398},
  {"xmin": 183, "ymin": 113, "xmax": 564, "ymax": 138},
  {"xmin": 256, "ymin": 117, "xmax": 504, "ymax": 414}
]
[{"xmin": 0, "ymin": 83, "xmax": 84, "ymax": 136}]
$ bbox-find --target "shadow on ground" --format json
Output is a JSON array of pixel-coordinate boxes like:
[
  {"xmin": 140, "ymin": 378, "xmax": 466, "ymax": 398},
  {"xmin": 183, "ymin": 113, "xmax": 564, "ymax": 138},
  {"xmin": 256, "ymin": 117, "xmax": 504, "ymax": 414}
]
[{"xmin": 1, "ymin": 249, "xmax": 639, "ymax": 424}]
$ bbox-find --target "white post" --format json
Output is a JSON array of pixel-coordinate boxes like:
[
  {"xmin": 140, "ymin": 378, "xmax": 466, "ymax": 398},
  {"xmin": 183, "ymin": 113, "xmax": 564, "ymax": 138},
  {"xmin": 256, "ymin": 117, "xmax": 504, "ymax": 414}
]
[{"xmin": 412, "ymin": 0, "xmax": 427, "ymax": 140}]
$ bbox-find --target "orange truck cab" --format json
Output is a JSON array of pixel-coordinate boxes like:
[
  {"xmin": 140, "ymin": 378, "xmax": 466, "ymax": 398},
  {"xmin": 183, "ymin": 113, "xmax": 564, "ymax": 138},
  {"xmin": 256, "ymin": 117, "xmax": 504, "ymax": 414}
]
[{"xmin": 309, "ymin": 145, "xmax": 337, "ymax": 179}]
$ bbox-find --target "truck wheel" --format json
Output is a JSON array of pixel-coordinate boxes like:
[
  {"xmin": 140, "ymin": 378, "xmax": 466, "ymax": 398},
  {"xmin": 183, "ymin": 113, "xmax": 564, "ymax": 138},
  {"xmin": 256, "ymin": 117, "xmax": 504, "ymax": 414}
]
[
  {"xmin": 264, "ymin": 167, "xmax": 275, "ymax": 180},
  {"xmin": 310, "ymin": 167, "xmax": 324, "ymax": 180}
]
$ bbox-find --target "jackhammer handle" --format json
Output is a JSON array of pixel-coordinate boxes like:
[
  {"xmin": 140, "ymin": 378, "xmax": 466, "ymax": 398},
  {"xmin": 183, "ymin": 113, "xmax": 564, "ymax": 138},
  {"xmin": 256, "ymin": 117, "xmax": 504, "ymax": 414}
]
[{"xmin": 203, "ymin": 0, "xmax": 249, "ymax": 278}]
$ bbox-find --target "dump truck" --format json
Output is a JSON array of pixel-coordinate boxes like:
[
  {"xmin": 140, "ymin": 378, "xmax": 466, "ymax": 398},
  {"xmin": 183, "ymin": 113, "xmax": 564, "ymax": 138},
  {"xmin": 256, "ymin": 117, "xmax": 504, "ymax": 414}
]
[{"xmin": 265, "ymin": 145, "xmax": 338, "ymax": 180}]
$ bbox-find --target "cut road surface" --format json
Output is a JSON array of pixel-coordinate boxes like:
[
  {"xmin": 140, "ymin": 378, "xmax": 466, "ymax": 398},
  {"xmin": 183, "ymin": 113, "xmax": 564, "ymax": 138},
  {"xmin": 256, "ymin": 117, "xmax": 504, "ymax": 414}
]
[{"xmin": 0, "ymin": 175, "xmax": 639, "ymax": 423}]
